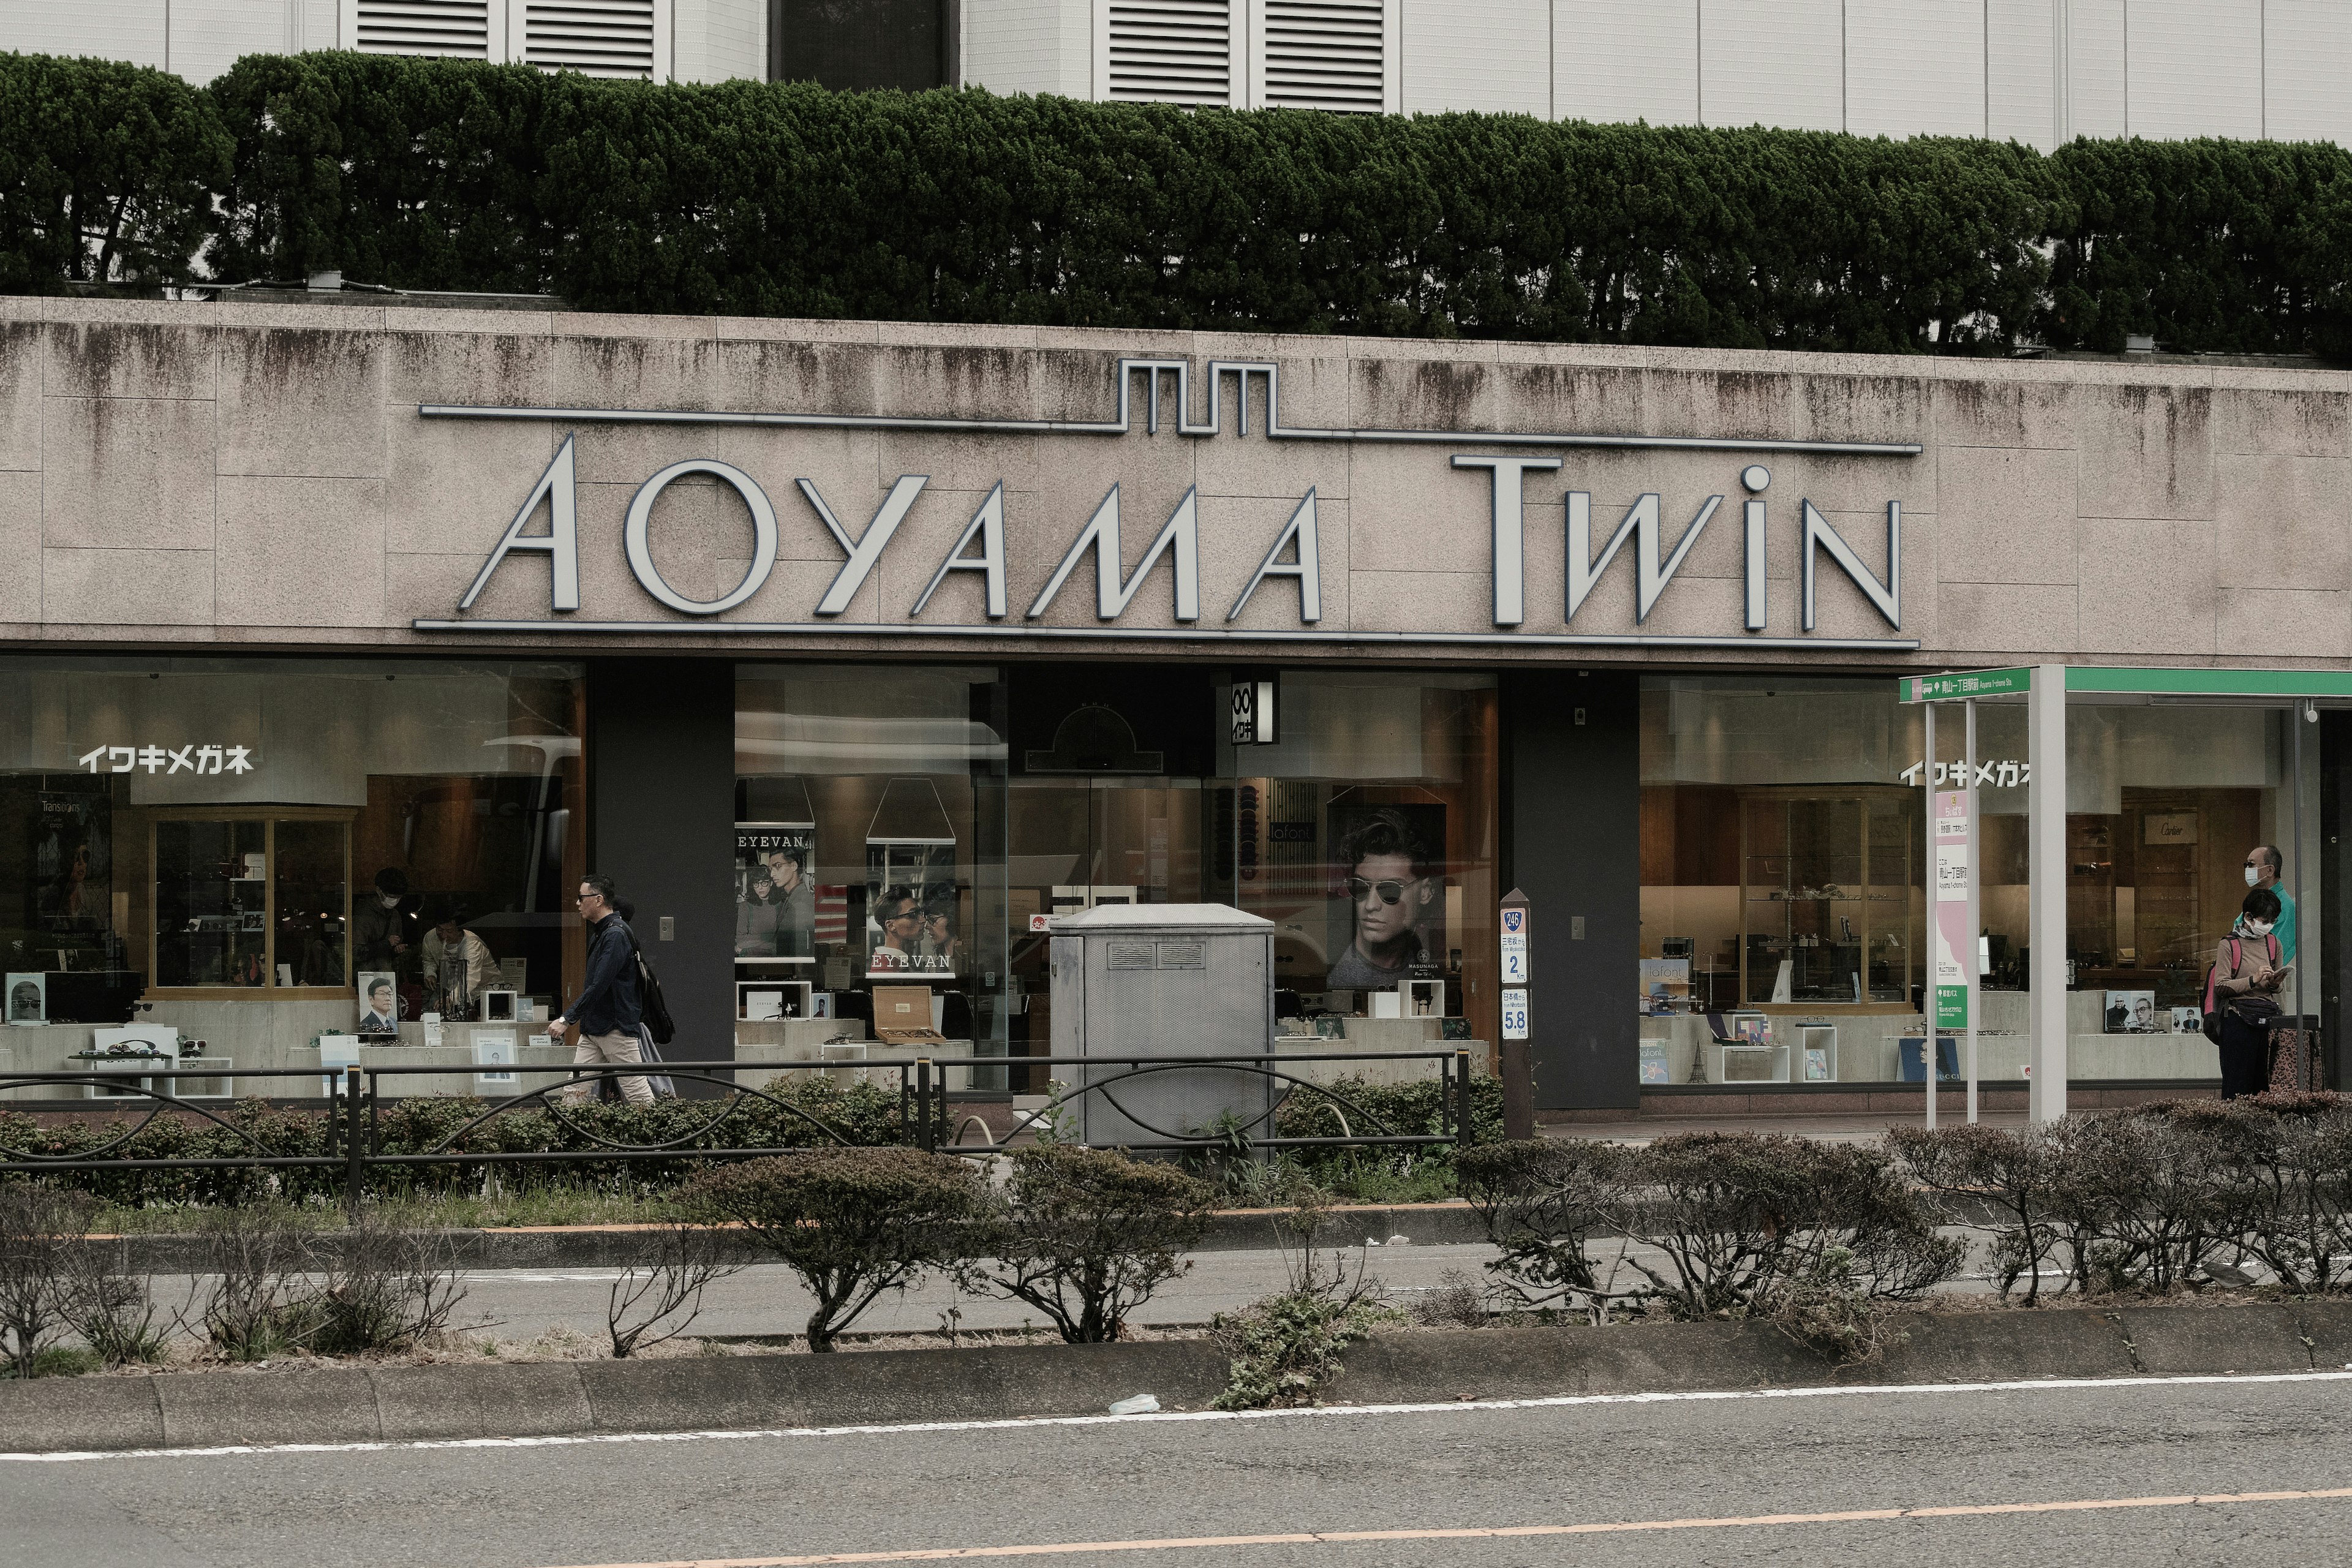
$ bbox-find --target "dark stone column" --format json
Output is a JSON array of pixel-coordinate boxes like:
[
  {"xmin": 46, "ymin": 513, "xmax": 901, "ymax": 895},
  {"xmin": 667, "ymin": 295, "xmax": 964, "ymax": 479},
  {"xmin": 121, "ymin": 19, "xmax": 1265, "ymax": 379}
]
[
  {"xmin": 586, "ymin": 657, "xmax": 736, "ymax": 1084},
  {"xmin": 1501, "ymin": 668, "xmax": 1640, "ymax": 1110}
]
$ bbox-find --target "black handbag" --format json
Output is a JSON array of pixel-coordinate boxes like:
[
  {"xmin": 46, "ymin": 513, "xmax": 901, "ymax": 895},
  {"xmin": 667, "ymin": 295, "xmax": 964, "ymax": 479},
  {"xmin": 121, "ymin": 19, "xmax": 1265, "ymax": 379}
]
[{"xmin": 627, "ymin": 932, "xmax": 677, "ymax": 1046}]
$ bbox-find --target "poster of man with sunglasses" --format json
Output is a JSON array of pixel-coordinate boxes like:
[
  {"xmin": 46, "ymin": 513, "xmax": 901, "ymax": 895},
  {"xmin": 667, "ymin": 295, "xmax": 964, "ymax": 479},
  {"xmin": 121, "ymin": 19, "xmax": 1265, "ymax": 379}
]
[{"xmin": 1326, "ymin": 804, "xmax": 1444, "ymax": 995}]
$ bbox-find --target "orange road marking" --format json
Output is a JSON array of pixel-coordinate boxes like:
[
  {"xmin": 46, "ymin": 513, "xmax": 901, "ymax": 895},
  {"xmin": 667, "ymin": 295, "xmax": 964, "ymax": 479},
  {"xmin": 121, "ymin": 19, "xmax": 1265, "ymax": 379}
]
[{"xmin": 535, "ymin": 1485, "xmax": 2352, "ymax": 1567}]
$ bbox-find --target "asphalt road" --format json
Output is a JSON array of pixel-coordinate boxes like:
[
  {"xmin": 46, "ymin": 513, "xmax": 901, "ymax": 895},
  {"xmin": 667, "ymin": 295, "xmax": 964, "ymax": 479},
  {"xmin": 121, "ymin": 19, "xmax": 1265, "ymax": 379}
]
[{"xmin": 9, "ymin": 1373, "xmax": 2351, "ymax": 1567}]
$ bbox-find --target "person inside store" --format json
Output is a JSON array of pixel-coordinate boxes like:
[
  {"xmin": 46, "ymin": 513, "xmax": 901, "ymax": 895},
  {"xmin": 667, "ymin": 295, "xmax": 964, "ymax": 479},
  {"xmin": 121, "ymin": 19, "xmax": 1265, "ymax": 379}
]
[
  {"xmin": 763, "ymin": 846, "xmax": 815, "ymax": 958},
  {"xmin": 353, "ymin": 868, "xmax": 417, "ymax": 974},
  {"xmin": 736, "ymin": 864, "xmax": 782, "ymax": 956},
  {"xmin": 2212, "ymin": 886, "xmax": 2288, "ymax": 1099},
  {"xmin": 2243, "ymin": 843, "xmax": 2297, "ymax": 962},
  {"xmin": 1328, "ymin": 809, "xmax": 1439, "ymax": 992},
  {"xmin": 545, "ymin": 873, "xmax": 653, "ymax": 1106},
  {"xmin": 421, "ymin": 902, "xmax": 497, "ymax": 1017}
]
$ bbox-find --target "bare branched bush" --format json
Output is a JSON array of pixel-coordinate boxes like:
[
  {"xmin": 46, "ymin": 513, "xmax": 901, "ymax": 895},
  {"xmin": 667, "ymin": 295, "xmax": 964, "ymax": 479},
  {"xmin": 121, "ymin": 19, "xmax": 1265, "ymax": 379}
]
[
  {"xmin": 1890, "ymin": 1121, "xmax": 2065, "ymax": 1303},
  {"xmin": 1457, "ymin": 1140, "xmax": 1643, "ymax": 1323},
  {"xmin": 607, "ymin": 1224, "xmax": 741, "ymax": 1359},
  {"xmin": 191, "ymin": 1203, "xmax": 320, "ymax": 1360},
  {"xmin": 973, "ymin": 1146, "xmax": 1216, "ymax": 1344},
  {"xmin": 0, "ymin": 1184, "xmax": 99, "ymax": 1378},
  {"xmin": 311, "ymin": 1207, "xmax": 471, "ymax": 1355},
  {"xmin": 59, "ymin": 1243, "xmax": 170, "ymax": 1367},
  {"xmin": 1411, "ymin": 1268, "xmax": 1490, "ymax": 1329}
]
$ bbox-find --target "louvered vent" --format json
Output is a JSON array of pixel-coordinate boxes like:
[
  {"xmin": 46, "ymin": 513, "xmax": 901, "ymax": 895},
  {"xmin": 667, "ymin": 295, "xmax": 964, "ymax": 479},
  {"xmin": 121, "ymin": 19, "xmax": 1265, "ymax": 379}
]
[
  {"xmin": 521, "ymin": 0, "xmax": 658, "ymax": 78},
  {"xmin": 1261, "ymin": 0, "xmax": 1384, "ymax": 113},
  {"xmin": 352, "ymin": 0, "xmax": 494, "ymax": 57},
  {"xmin": 1104, "ymin": 1, "xmax": 1232, "ymax": 105}
]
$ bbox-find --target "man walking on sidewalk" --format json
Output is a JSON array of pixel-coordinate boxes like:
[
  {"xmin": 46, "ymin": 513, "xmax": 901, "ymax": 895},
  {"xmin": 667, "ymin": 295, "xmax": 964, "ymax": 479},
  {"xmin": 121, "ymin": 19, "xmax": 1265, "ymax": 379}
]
[{"xmin": 548, "ymin": 873, "xmax": 652, "ymax": 1106}]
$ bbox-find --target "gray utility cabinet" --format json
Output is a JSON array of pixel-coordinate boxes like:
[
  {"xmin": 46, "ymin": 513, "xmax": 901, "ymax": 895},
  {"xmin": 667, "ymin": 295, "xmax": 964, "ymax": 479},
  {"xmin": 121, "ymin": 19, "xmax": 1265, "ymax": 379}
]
[{"xmin": 1048, "ymin": 904, "xmax": 1276, "ymax": 1148}]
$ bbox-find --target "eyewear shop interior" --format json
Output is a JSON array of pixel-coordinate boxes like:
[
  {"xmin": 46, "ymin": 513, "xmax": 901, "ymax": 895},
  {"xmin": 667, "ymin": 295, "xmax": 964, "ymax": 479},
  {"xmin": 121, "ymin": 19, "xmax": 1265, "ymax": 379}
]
[
  {"xmin": 0, "ymin": 656, "xmax": 1499, "ymax": 1098},
  {"xmin": 1638, "ymin": 676, "xmax": 2323, "ymax": 1093}
]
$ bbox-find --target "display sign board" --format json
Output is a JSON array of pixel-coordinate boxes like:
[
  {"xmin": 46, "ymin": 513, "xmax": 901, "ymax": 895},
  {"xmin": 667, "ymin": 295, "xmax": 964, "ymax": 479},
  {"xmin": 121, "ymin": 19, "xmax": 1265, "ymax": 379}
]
[
  {"xmin": 1499, "ymin": 905, "xmax": 1530, "ymax": 984},
  {"xmin": 1501, "ymin": 987, "xmax": 1530, "ymax": 1041},
  {"xmin": 1932, "ymin": 788, "xmax": 1970, "ymax": 1031}
]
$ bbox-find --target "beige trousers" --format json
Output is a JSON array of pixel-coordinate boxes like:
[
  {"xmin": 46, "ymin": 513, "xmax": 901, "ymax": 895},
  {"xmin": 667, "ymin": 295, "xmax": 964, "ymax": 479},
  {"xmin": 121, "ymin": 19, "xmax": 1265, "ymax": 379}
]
[{"xmin": 565, "ymin": 1028, "xmax": 654, "ymax": 1106}]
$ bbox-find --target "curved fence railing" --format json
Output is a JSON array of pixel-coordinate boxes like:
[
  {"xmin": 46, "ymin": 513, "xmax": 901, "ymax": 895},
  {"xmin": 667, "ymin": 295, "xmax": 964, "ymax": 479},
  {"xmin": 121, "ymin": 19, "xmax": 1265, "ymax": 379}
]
[{"xmin": 0, "ymin": 1048, "xmax": 1479, "ymax": 1205}]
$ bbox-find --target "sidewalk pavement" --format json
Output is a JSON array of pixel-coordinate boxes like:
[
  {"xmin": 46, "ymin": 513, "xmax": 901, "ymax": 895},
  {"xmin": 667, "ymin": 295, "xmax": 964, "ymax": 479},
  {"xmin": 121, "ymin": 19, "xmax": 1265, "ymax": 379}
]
[{"xmin": 1544, "ymin": 1110, "xmax": 2031, "ymax": 1144}]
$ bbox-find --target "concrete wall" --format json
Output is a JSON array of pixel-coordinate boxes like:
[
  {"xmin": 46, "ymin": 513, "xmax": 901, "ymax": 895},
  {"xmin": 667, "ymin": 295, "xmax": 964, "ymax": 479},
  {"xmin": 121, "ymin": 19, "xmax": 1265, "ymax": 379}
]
[{"xmin": 3, "ymin": 296, "xmax": 2350, "ymax": 675}]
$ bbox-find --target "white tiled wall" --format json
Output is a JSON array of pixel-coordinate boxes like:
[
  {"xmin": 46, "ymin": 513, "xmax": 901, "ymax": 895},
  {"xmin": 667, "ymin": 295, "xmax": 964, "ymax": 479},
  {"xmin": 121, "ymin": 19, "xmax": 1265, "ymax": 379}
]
[
  {"xmin": 1846, "ymin": 0, "xmax": 1986, "ymax": 140},
  {"xmin": 2127, "ymin": 0, "xmax": 2262, "ymax": 140},
  {"xmin": 1401, "ymin": 0, "xmax": 1547, "ymax": 118},
  {"xmin": 7, "ymin": 0, "xmax": 2352, "ymax": 149},
  {"xmin": 1699, "ymin": 0, "xmax": 1845, "ymax": 134},
  {"xmin": 1553, "ymin": 0, "xmax": 1694, "ymax": 129}
]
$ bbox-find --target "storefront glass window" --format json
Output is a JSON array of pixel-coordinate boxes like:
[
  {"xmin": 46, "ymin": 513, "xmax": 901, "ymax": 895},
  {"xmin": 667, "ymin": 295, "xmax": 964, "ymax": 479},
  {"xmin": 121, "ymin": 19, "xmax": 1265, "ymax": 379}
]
[
  {"xmin": 2057, "ymin": 704, "xmax": 2316, "ymax": 1083},
  {"xmin": 0, "ymin": 656, "xmax": 586, "ymax": 1084},
  {"xmin": 1638, "ymin": 676, "xmax": 1924, "ymax": 1086},
  {"xmin": 733, "ymin": 665, "xmax": 1009, "ymax": 1065},
  {"xmin": 1212, "ymin": 671, "xmax": 1502, "ymax": 1049}
]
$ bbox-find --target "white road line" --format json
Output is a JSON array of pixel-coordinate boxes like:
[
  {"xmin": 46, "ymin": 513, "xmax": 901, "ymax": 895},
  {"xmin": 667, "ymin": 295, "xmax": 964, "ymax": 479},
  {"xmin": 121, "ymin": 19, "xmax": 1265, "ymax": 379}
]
[{"xmin": 6, "ymin": 1370, "xmax": 2351, "ymax": 1466}]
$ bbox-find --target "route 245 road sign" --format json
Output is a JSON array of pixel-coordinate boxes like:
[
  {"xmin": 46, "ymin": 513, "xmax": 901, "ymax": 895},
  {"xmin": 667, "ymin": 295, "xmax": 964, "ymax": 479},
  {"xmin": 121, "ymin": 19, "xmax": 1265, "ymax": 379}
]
[{"xmin": 1499, "ymin": 905, "xmax": 1530, "ymax": 984}]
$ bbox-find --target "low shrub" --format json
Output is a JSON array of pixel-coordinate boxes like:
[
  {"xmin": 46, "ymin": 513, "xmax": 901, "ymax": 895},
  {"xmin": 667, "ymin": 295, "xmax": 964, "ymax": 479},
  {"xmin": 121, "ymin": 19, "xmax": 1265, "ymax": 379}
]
[
  {"xmin": 680, "ymin": 1147, "xmax": 987, "ymax": 1351},
  {"xmin": 974, "ymin": 1146, "xmax": 1216, "ymax": 1344},
  {"xmin": 0, "ymin": 1183, "xmax": 99, "ymax": 1378},
  {"xmin": 1455, "ymin": 1138, "xmax": 1638, "ymax": 1323},
  {"xmin": 1270, "ymin": 1072, "xmax": 1506, "ymax": 1186}
]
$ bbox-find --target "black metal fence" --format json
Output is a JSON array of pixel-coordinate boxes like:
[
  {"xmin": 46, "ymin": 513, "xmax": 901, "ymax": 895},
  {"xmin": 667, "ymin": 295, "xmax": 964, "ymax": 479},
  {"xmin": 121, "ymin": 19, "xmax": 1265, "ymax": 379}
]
[{"xmin": 0, "ymin": 1049, "xmax": 1479, "ymax": 1208}]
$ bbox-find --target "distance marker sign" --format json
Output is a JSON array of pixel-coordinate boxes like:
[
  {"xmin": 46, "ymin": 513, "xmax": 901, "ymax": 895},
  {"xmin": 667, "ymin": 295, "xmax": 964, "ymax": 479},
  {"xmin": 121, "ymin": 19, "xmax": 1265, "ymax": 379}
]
[
  {"xmin": 1499, "ymin": 905, "xmax": 1530, "ymax": 984},
  {"xmin": 1501, "ymin": 988, "xmax": 1529, "ymax": 1041}
]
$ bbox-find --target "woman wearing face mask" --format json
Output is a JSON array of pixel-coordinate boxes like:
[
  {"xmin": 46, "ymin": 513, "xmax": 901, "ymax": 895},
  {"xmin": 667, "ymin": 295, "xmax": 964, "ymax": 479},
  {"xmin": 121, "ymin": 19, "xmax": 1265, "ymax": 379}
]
[{"xmin": 2212, "ymin": 886, "xmax": 2286, "ymax": 1100}]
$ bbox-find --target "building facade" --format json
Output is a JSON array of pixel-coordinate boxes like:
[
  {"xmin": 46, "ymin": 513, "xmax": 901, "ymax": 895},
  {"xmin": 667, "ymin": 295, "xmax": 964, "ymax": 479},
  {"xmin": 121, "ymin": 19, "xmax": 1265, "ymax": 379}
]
[
  {"xmin": 1, "ymin": 295, "xmax": 2343, "ymax": 1113},
  {"xmin": 9, "ymin": 1, "xmax": 2351, "ymax": 149}
]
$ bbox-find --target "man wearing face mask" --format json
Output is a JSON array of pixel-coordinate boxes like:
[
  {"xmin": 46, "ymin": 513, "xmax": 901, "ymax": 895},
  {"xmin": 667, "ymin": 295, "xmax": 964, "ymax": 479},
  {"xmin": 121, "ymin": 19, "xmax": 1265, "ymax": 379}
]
[
  {"xmin": 352, "ymin": 868, "xmax": 416, "ymax": 976},
  {"xmin": 2241, "ymin": 844, "xmax": 2296, "ymax": 963}
]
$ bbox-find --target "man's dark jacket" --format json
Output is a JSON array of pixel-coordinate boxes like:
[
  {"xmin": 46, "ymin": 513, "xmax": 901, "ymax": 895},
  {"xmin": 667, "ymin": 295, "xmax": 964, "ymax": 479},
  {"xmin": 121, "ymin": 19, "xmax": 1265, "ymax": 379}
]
[{"xmin": 565, "ymin": 911, "xmax": 642, "ymax": 1035}]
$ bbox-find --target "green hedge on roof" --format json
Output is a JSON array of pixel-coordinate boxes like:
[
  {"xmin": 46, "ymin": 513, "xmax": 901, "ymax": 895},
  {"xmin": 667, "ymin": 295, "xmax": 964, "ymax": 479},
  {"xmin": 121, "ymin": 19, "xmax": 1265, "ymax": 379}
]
[{"xmin": 8, "ymin": 48, "xmax": 2352, "ymax": 358}]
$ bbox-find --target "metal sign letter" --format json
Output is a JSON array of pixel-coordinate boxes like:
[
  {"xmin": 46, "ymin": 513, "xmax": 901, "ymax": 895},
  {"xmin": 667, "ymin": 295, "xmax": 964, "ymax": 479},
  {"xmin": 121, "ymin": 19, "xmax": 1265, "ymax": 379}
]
[
  {"xmin": 802, "ymin": 474, "xmax": 929, "ymax": 617},
  {"xmin": 1452, "ymin": 455, "xmax": 1561, "ymax": 627},
  {"xmin": 622, "ymin": 458, "xmax": 780, "ymax": 616},
  {"xmin": 1027, "ymin": 484, "xmax": 1201, "ymax": 622},
  {"xmin": 911, "ymin": 483, "xmax": 1008, "ymax": 619},
  {"xmin": 460, "ymin": 434, "xmax": 579, "ymax": 612},
  {"xmin": 1227, "ymin": 489, "xmax": 1321, "ymax": 623},
  {"xmin": 1802, "ymin": 499, "xmax": 1901, "ymax": 630}
]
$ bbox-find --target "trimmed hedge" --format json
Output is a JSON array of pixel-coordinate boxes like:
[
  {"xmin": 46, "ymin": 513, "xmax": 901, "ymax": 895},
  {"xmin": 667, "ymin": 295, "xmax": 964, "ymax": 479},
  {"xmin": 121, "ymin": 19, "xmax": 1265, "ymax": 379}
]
[
  {"xmin": 0, "ymin": 1078, "xmax": 915, "ymax": 1207},
  {"xmin": 0, "ymin": 52, "xmax": 228, "ymax": 293},
  {"xmin": 6, "ymin": 48, "xmax": 2352, "ymax": 352}
]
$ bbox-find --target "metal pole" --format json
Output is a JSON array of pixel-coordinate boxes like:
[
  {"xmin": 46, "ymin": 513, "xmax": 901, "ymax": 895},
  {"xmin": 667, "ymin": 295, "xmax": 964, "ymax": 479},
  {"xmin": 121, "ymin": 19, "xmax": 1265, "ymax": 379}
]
[
  {"xmin": 1924, "ymin": 697, "xmax": 1937, "ymax": 1130},
  {"xmin": 2027, "ymin": 664, "xmax": 2069, "ymax": 1123},
  {"xmin": 916, "ymin": 1058, "xmax": 933, "ymax": 1152},
  {"xmin": 1455, "ymin": 1049, "xmax": 1474, "ymax": 1147},
  {"xmin": 2293, "ymin": 703, "xmax": 2307, "ymax": 1069},
  {"xmin": 1965, "ymin": 697, "xmax": 1980, "ymax": 1125},
  {"xmin": 343, "ymin": 1063, "xmax": 364, "ymax": 1215}
]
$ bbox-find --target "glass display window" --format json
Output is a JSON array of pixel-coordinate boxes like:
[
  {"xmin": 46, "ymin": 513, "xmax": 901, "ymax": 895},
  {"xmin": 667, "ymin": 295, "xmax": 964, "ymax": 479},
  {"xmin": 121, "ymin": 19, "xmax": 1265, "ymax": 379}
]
[
  {"xmin": 734, "ymin": 663, "xmax": 1008, "ymax": 1054},
  {"xmin": 0, "ymin": 656, "xmax": 586, "ymax": 1040},
  {"xmin": 151, "ymin": 812, "xmax": 350, "ymax": 995}
]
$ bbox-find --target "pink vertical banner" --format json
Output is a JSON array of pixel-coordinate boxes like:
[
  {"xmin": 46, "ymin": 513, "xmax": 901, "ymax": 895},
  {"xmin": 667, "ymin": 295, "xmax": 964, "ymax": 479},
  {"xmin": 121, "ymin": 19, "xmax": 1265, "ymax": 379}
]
[{"xmin": 1933, "ymin": 789, "xmax": 1970, "ymax": 1031}]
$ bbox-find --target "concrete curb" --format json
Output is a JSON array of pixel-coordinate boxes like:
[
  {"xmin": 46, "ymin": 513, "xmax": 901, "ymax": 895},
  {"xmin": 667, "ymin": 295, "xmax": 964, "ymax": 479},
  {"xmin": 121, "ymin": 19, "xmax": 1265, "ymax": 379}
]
[
  {"xmin": 92, "ymin": 1204, "xmax": 1491, "ymax": 1273},
  {"xmin": 5, "ymin": 1300, "xmax": 2348, "ymax": 1455}
]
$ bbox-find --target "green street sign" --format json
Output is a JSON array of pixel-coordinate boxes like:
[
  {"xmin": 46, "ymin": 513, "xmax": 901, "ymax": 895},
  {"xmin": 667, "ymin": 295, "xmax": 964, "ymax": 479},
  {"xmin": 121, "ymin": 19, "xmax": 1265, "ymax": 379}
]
[{"xmin": 1903, "ymin": 668, "xmax": 2032, "ymax": 703}]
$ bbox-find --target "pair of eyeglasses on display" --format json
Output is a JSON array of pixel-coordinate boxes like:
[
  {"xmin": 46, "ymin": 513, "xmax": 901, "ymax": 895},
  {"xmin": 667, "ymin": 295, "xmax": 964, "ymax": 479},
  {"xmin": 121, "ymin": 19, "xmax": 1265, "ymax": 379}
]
[{"xmin": 1347, "ymin": 877, "xmax": 1415, "ymax": 905}]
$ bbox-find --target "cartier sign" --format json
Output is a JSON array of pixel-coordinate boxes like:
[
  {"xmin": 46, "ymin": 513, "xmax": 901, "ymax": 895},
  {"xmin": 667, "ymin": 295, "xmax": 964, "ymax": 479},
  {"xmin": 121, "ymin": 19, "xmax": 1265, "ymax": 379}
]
[{"xmin": 415, "ymin": 357, "xmax": 1921, "ymax": 652}]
